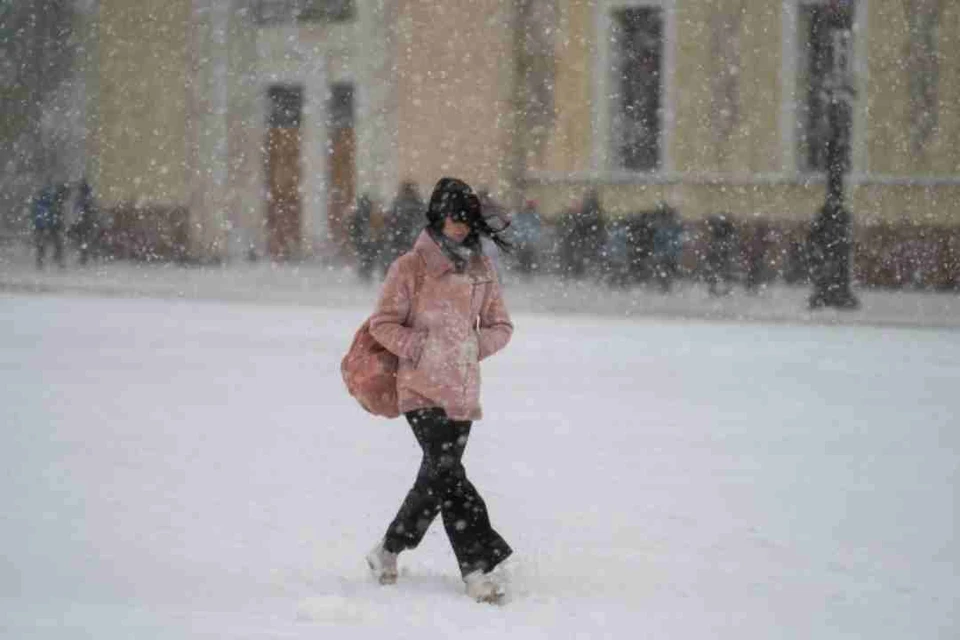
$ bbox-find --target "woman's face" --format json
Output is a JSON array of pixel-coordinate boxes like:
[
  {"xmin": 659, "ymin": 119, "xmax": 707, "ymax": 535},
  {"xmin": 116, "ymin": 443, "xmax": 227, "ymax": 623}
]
[{"xmin": 441, "ymin": 216, "xmax": 471, "ymax": 243}]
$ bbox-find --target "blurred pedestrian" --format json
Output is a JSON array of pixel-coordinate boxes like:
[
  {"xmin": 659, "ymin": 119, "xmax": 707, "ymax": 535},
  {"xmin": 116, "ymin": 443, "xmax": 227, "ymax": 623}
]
[
  {"xmin": 559, "ymin": 190, "xmax": 606, "ymax": 279},
  {"xmin": 69, "ymin": 179, "xmax": 100, "ymax": 265},
  {"xmin": 575, "ymin": 189, "xmax": 607, "ymax": 278},
  {"xmin": 651, "ymin": 202, "xmax": 683, "ymax": 292},
  {"xmin": 383, "ymin": 180, "xmax": 424, "ymax": 273},
  {"xmin": 625, "ymin": 211, "xmax": 655, "ymax": 284},
  {"xmin": 31, "ymin": 183, "xmax": 66, "ymax": 269},
  {"xmin": 349, "ymin": 193, "xmax": 383, "ymax": 282},
  {"xmin": 603, "ymin": 218, "xmax": 630, "ymax": 288},
  {"xmin": 364, "ymin": 176, "xmax": 514, "ymax": 604},
  {"xmin": 511, "ymin": 199, "xmax": 542, "ymax": 277},
  {"xmin": 705, "ymin": 213, "xmax": 736, "ymax": 296},
  {"xmin": 744, "ymin": 219, "xmax": 772, "ymax": 293},
  {"xmin": 557, "ymin": 201, "xmax": 579, "ymax": 279}
]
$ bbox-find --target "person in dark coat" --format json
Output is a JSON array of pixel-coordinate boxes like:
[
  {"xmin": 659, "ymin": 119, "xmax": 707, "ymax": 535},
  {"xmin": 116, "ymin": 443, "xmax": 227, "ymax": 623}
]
[
  {"xmin": 705, "ymin": 213, "xmax": 736, "ymax": 296},
  {"xmin": 574, "ymin": 189, "xmax": 607, "ymax": 278},
  {"xmin": 651, "ymin": 202, "xmax": 683, "ymax": 292},
  {"xmin": 70, "ymin": 179, "xmax": 100, "ymax": 265},
  {"xmin": 383, "ymin": 181, "xmax": 424, "ymax": 273},
  {"xmin": 625, "ymin": 211, "xmax": 655, "ymax": 284},
  {"xmin": 349, "ymin": 193, "xmax": 383, "ymax": 282},
  {"xmin": 511, "ymin": 200, "xmax": 542, "ymax": 277},
  {"xmin": 744, "ymin": 219, "xmax": 773, "ymax": 293},
  {"xmin": 556, "ymin": 202, "xmax": 580, "ymax": 279},
  {"xmin": 31, "ymin": 183, "xmax": 66, "ymax": 269}
]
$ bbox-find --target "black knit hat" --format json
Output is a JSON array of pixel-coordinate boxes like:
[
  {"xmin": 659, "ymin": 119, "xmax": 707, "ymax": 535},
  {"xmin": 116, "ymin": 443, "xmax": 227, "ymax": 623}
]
[
  {"xmin": 426, "ymin": 177, "xmax": 512, "ymax": 252},
  {"xmin": 426, "ymin": 177, "xmax": 481, "ymax": 227}
]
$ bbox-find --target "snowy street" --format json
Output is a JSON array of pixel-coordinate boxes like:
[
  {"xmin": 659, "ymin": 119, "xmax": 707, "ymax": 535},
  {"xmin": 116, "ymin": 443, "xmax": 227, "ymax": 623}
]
[{"xmin": 1, "ymin": 291, "xmax": 957, "ymax": 638}]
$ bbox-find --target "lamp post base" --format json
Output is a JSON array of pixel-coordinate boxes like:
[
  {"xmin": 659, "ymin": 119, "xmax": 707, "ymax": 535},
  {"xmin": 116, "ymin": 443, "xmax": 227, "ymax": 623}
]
[{"xmin": 809, "ymin": 288, "xmax": 860, "ymax": 311}]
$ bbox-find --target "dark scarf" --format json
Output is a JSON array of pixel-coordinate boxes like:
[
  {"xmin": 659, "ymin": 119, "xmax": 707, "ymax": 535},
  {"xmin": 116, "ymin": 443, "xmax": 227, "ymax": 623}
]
[{"xmin": 427, "ymin": 226, "xmax": 475, "ymax": 273}]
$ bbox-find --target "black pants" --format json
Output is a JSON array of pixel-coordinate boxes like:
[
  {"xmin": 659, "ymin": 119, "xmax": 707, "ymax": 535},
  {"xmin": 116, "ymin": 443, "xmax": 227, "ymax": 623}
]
[{"xmin": 382, "ymin": 408, "xmax": 512, "ymax": 577}]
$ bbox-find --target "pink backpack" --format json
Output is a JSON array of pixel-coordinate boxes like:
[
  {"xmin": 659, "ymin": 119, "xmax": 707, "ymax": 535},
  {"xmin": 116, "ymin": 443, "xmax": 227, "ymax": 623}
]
[{"xmin": 341, "ymin": 259, "xmax": 423, "ymax": 418}]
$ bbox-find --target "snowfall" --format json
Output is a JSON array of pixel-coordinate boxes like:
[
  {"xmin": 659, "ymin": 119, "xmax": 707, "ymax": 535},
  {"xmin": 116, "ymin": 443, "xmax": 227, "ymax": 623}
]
[{"xmin": 1, "ymin": 261, "xmax": 957, "ymax": 639}]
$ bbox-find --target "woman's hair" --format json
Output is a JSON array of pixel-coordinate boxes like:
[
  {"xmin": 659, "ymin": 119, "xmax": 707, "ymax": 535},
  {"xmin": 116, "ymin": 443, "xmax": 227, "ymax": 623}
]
[{"xmin": 426, "ymin": 177, "xmax": 511, "ymax": 252}]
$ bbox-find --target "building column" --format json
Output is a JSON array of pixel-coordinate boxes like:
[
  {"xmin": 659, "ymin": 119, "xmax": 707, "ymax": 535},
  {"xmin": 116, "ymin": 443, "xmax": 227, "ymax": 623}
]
[{"xmin": 187, "ymin": 0, "xmax": 231, "ymax": 261}]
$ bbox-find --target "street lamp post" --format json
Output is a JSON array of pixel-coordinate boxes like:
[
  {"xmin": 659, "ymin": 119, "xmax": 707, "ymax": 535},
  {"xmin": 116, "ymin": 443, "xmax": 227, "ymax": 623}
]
[{"xmin": 809, "ymin": 0, "xmax": 860, "ymax": 310}]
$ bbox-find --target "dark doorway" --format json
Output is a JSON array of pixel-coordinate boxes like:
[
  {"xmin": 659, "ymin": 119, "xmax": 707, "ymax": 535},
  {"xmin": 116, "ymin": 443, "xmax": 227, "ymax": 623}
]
[
  {"xmin": 327, "ymin": 82, "xmax": 355, "ymax": 253},
  {"xmin": 265, "ymin": 85, "xmax": 303, "ymax": 260}
]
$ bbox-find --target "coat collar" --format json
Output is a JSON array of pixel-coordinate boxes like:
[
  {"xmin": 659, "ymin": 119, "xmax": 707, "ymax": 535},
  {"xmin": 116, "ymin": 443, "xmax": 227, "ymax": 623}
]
[{"xmin": 412, "ymin": 229, "xmax": 492, "ymax": 280}]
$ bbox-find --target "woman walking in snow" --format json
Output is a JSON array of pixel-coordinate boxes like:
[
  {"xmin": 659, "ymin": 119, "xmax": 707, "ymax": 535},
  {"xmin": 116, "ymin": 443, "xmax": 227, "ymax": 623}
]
[{"xmin": 365, "ymin": 177, "xmax": 514, "ymax": 603}]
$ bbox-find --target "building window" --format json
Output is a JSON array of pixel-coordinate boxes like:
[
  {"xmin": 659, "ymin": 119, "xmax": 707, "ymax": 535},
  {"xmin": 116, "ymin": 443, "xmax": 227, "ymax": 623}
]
[
  {"xmin": 328, "ymin": 83, "xmax": 354, "ymax": 130},
  {"xmin": 299, "ymin": 0, "xmax": 354, "ymax": 22},
  {"xmin": 796, "ymin": 1, "xmax": 845, "ymax": 173},
  {"xmin": 255, "ymin": 0, "xmax": 354, "ymax": 25},
  {"xmin": 610, "ymin": 6, "xmax": 663, "ymax": 172},
  {"xmin": 268, "ymin": 85, "xmax": 303, "ymax": 128}
]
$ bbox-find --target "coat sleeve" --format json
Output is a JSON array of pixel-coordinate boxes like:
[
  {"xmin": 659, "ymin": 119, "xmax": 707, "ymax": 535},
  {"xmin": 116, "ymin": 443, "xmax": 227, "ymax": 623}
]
[
  {"xmin": 369, "ymin": 257, "xmax": 426, "ymax": 362},
  {"xmin": 477, "ymin": 274, "xmax": 513, "ymax": 361}
]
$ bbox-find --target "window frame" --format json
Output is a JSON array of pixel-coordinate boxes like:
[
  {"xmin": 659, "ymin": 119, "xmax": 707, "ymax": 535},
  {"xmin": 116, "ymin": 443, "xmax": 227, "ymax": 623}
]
[
  {"xmin": 253, "ymin": 0, "xmax": 354, "ymax": 26},
  {"xmin": 782, "ymin": 0, "xmax": 868, "ymax": 178},
  {"xmin": 593, "ymin": 0, "xmax": 676, "ymax": 177}
]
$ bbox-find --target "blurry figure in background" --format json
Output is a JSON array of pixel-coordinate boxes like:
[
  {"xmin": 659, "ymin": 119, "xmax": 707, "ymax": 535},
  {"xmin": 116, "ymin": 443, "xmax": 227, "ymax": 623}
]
[
  {"xmin": 349, "ymin": 193, "xmax": 384, "ymax": 282},
  {"xmin": 30, "ymin": 182, "xmax": 66, "ymax": 269},
  {"xmin": 603, "ymin": 218, "xmax": 630, "ymax": 288},
  {"xmin": 624, "ymin": 211, "xmax": 655, "ymax": 284},
  {"xmin": 560, "ymin": 189, "xmax": 607, "ymax": 279},
  {"xmin": 556, "ymin": 200, "xmax": 578, "ymax": 279},
  {"xmin": 704, "ymin": 213, "xmax": 736, "ymax": 296},
  {"xmin": 784, "ymin": 233, "xmax": 809, "ymax": 285},
  {"xmin": 576, "ymin": 189, "xmax": 607, "ymax": 278},
  {"xmin": 744, "ymin": 219, "xmax": 773, "ymax": 294},
  {"xmin": 383, "ymin": 181, "xmax": 424, "ymax": 273},
  {"xmin": 69, "ymin": 179, "xmax": 100, "ymax": 265},
  {"xmin": 651, "ymin": 202, "xmax": 683, "ymax": 292},
  {"xmin": 511, "ymin": 199, "xmax": 542, "ymax": 277}
]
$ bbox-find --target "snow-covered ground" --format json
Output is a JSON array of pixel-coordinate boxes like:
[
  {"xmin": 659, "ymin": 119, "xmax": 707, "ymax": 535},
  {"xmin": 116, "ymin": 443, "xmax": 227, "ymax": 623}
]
[{"xmin": 1, "ymin": 291, "xmax": 957, "ymax": 639}]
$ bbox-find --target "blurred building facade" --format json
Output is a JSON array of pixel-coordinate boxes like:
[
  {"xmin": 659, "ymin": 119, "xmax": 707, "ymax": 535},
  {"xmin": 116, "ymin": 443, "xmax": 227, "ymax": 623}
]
[
  {"xmin": 73, "ymin": 0, "xmax": 958, "ymax": 264},
  {"xmin": 522, "ymin": 1, "xmax": 960, "ymax": 226}
]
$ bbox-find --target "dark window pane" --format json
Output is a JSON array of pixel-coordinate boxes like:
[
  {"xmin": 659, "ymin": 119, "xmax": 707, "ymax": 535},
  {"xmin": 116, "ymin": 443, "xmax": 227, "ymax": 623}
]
[
  {"xmin": 613, "ymin": 7, "xmax": 662, "ymax": 171},
  {"xmin": 798, "ymin": 2, "xmax": 855, "ymax": 173},
  {"xmin": 268, "ymin": 85, "xmax": 303, "ymax": 128},
  {"xmin": 798, "ymin": 4, "xmax": 830, "ymax": 172},
  {"xmin": 255, "ymin": 0, "xmax": 295, "ymax": 25},
  {"xmin": 329, "ymin": 83, "xmax": 354, "ymax": 130},
  {"xmin": 299, "ymin": 0, "xmax": 354, "ymax": 23},
  {"xmin": 254, "ymin": 0, "xmax": 354, "ymax": 25}
]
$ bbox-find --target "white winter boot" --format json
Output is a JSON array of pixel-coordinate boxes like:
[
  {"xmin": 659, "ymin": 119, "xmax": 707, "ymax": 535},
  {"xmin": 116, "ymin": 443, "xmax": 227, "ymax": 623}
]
[
  {"xmin": 464, "ymin": 569, "xmax": 506, "ymax": 604},
  {"xmin": 366, "ymin": 542, "xmax": 398, "ymax": 585}
]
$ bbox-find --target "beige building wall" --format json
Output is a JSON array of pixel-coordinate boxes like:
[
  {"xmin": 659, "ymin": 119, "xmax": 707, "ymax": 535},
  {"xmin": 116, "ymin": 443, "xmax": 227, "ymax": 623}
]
[
  {"xmin": 95, "ymin": 0, "xmax": 190, "ymax": 206},
  {"xmin": 868, "ymin": 0, "xmax": 960, "ymax": 176},
  {"xmin": 536, "ymin": 0, "xmax": 593, "ymax": 175},
  {"xmin": 394, "ymin": 0, "xmax": 516, "ymax": 196},
  {"xmin": 87, "ymin": 1, "xmax": 958, "ymax": 260},
  {"xmin": 92, "ymin": 0, "xmax": 405, "ymax": 260},
  {"xmin": 525, "ymin": 0, "xmax": 959, "ymax": 227}
]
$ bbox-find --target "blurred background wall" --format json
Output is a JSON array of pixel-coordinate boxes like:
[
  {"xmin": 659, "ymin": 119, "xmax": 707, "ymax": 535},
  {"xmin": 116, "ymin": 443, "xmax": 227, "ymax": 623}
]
[{"xmin": 1, "ymin": 0, "xmax": 957, "ymax": 275}]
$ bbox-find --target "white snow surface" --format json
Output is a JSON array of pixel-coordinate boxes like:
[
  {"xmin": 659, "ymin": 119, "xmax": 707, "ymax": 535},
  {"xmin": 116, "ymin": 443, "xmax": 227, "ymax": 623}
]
[{"xmin": 1, "ymin": 290, "xmax": 957, "ymax": 639}]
